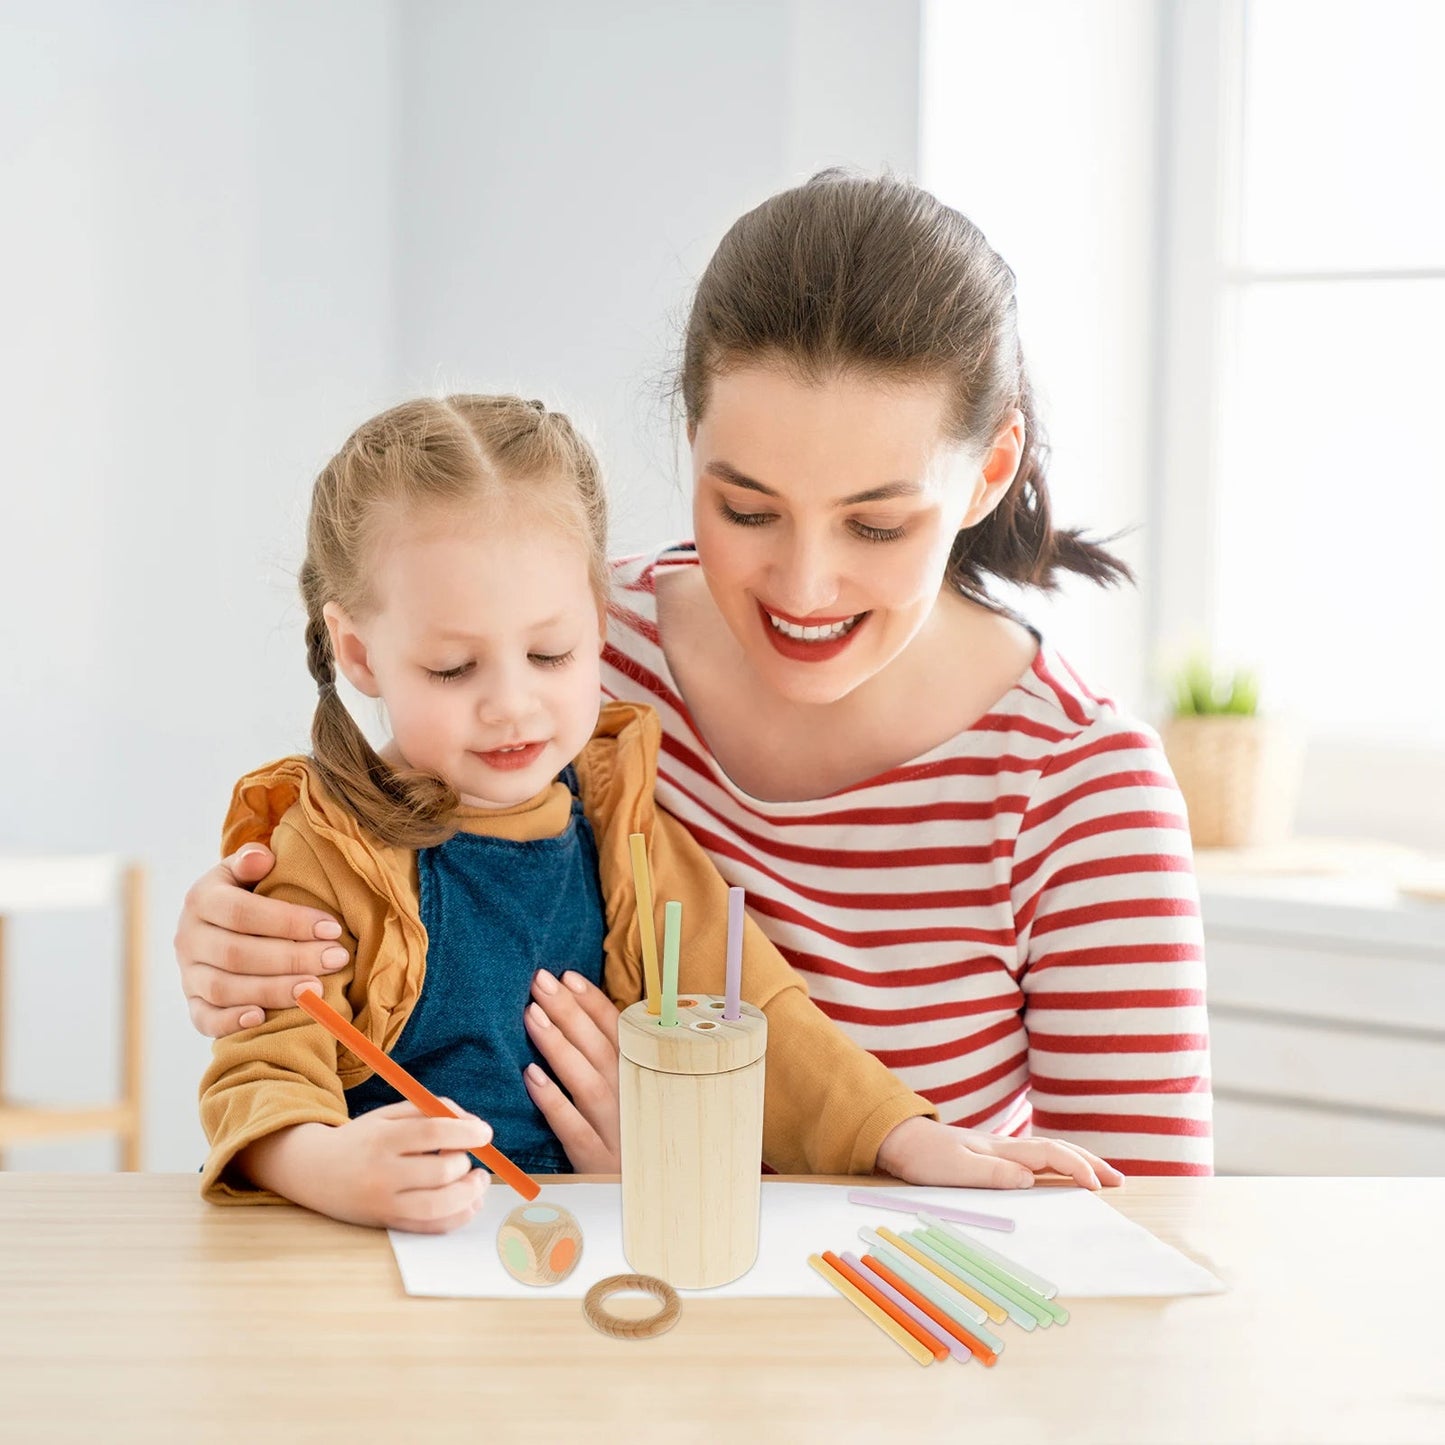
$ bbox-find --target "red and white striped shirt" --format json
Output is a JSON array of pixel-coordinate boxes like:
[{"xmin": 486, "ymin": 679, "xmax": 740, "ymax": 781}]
[{"xmin": 602, "ymin": 543, "xmax": 1212, "ymax": 1176}]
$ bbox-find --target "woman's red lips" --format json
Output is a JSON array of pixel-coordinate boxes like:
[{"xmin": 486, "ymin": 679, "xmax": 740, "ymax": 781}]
[
  {"xmin": 756, "ymin": 601, "xmax": 869, "ymax": 662},
  {"xmin": 759, "ymin": 603, "xmax": 861, "ymax": 627}
]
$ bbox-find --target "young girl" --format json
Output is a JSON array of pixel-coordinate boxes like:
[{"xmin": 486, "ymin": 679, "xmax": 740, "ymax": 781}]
[{"xmin": 200, "ymin": 393, "xmax": 1120, "ymax": 1233}]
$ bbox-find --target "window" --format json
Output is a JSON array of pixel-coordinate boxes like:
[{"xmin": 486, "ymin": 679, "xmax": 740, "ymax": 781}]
[{"xmin": 1158, "ymin": 0, "xmax": 1443, "ymax": 843}]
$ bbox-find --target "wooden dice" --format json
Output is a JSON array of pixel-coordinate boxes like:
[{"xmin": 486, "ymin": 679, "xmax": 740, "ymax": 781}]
[{"xmin": 496, "ymin": 1200, "xmax": 583, "ymax": 1287}]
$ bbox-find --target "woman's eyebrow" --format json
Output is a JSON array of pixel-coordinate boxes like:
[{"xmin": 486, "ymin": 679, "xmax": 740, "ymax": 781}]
[{"xmin": 705, "ymin": 459, "xmax": 922, "ymax": 506}]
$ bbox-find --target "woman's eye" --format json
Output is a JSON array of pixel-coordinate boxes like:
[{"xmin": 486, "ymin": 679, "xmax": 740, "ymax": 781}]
[
  {"xmin": 426, "ymin": 663, "xmax": 474, "ymax": 682},
  {"xmin": 850, "ymin": 520, "xmax": 907, "ymax": 543},
  {"xmin": 718, "ymin": 498, "xmax": 775, "ymax": 528},
  {"xmin": 530, "ymin": 651, "xmax": 575, "ymax": 669}
]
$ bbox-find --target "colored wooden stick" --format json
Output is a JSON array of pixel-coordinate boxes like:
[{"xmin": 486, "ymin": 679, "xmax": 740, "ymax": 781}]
[
  {"xmin": 874, "ymin": 1224, "xmax": 1009, "ymax": 1325},
  {"xmin": 919, "ymin": 1212, "xmax": 1059, "ymax": 1299},
  {"xmin": 723, "ymin": 886, "xmax": 744, "ymax": 1021},
  {"xmin": 859, "ymin": 1228, "xmax": 996, "ymax": 1337},
  {"xmin": 808, "ymin": 1254, "xmax": 934, "ymax": 1366},
  {"xmin": 294, "ymin": 988, "xmax": 539, "ymax": 1201},
  {"xmin": 846, "ymin": 1187, "xmax": 1014, "ymax": 1232},
  {"xmin": 918, "ymin": 1226, "xmax": 1055, "ymax": 1327},
  {"xmin": 903, "ymin": 1229, "xmax": 1038, "ymax": 1330},
  {"xmin": 628, "ymin": 833, "xmax": 663, "ymax": 1015},
  {"xmin": 661, "ymin": 900, "xmax": 681, "ymax": 1027},
  {"xmin": 841, "ymin": 1251, "xmax": 969, "ymax": 1364},
  {"xmin": 822, "ymin": 1250, "xmax": 950, "ymax": 1362},
  {"xmin": 856, "ymin": 1253, "xmax": 996, "ymax": 1366},
  {"xmin": 918, "ymin": 1213, "xmax": 1068, "ymax": 1324}
]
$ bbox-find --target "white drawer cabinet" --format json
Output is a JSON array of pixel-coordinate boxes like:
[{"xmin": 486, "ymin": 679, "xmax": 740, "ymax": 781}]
[{"xmin": 1199, "ymin": 870, "xmax": 1445, "ymax": 1175}]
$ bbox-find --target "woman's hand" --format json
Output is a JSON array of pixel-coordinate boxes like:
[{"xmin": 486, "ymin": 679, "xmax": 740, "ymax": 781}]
[
  {"xmin": 237, "ymin": 1101, "xmax": 494, "ymax": 1233},
  {"xmin": 522, "ymin": 970, "xmax": 622, "ymax": 1173},
  {"xmin": 874, "ymin": 1116, "xmax": 1126, "ymax": 1191},
  {"xmin": 176, "ymin": 844, "xmax": 348, "ymax": 1038}
]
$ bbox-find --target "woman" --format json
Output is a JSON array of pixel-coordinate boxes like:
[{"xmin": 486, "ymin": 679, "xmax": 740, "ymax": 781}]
[{"xmin": 175, "ymin": 172, "xmax": 1210, "ymax": 1180}]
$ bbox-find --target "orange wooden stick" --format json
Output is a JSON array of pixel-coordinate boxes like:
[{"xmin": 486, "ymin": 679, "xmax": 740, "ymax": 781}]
[
  {"xmin": 861, "ymin": 1253, "xmax": 999, "ymax": 1366},
  {"xmin": 295, "ymin": 988, "xmax": 540, "ymax": 1201},
  {"xmin": 822, "ymin": 1250, "xmax": 950, "ymax": 1362}
]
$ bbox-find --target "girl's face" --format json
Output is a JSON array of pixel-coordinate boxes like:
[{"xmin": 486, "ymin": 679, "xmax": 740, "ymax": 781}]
[
  {"xmin": 690, "ymin": 366, "xmax": 1019, "ymax": 707},
  {"xmin": 325, "ymin": 505, "xmax": 604, "ymax": 810}
]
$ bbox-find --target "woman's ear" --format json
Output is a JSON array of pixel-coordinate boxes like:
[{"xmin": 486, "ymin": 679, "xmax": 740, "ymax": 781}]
[
  {"xmin": 961, "ymin": 408, "xmax": 1026, "ymax": 528},
  {"xmin": 322, "ymin": 601, "xmax": 381, "ymax": 698}
]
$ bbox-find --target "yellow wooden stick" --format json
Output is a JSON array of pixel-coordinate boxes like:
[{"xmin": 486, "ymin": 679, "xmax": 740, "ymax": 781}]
[
  {"xmin": 809, "ymin": 1255, "xmax": 934, "ymax": 1366},
  {"xmin": 628, "ymin": 832, "xmax": 662, "ymax": 1015}
]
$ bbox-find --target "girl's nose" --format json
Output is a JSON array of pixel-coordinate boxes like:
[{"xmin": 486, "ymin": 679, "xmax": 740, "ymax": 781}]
[{"xmin": 476, "ymin": 661, "xmax": 534, "ymax": 725}]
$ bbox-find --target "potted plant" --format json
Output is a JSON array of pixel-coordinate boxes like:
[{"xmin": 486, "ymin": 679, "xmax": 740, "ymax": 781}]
[{"xmin": 1159, "ymin": 655, "xmax": 1304, "ymax": 851}]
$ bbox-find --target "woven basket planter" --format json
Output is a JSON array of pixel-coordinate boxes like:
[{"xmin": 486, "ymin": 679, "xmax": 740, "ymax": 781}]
[{"xmin": 1159, "ymin": 715, "xmax": 1305, "ymax": 850}]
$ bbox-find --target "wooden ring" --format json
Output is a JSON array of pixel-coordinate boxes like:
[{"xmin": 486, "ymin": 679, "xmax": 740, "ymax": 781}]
[{"xmin": 581, "ymin": 1273, "xmax": 681, "ymax": 1340}]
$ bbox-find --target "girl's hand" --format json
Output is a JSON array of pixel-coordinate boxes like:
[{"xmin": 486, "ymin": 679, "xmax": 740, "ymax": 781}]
[
  {"xmin": 522, "ymin": 970, "xmax": 622, "ymax": 1173},
  {"xmin": 246, "ymin": 1101, "xmax": 495, "ymax": 1234},
  {"xmin": 176, "ymin": 844, "xmax": 346, "ymax": 1038},
  {"xmin": 874, "ymin": 1116, "xmax": 1126, "ymax": 1191}
]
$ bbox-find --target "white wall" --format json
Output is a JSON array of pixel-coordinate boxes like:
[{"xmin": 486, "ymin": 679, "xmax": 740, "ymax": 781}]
[
  {"xmin": 0, "ymin": 0, "xmax": 925, "ymax": 1172},
  {"xmin": 921, "ymin": 0, "xmax": 1163, "ymax": 715},
  {"xmin": 1, "ymin": 0, "xmax": 400, "ymax": 1170}
]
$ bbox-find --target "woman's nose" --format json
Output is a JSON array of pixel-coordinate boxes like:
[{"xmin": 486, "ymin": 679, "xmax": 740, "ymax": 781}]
[{"xmin": 769, "ymin": 529, "xmax": 841, "ymax": 616}]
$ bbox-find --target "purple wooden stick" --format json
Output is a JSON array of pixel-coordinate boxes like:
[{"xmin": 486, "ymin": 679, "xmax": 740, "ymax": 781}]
[{"xmin": 723, "ymin": 886, "xmax": 744, "ymax": 1020}]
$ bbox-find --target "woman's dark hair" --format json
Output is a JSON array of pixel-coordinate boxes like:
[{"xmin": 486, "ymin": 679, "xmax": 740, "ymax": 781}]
[{"xmin": 680, "ymin": 170, "xmax": 1131, "ymax": 595}]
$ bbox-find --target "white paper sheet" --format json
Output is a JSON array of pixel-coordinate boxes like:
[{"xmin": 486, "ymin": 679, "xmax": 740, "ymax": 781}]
[{"xmin": 389, "ymin": 1182, "xmax": 1224, "ymax": 1299}]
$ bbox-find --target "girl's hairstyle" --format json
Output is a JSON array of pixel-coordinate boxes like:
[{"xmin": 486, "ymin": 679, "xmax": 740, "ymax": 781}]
[
  {"xmin": 299, "ymin": 393, "xmax": 607, "ymax": 849},
  {"xmin": 680, "ymin": 170, "xmax": 1131, "ymax": 596}
]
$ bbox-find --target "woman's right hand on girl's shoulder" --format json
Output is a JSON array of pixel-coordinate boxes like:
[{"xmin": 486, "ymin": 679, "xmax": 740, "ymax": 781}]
[{"xmin": 176, "ymin": 843, "xmax": 349, "ymax": 1038}]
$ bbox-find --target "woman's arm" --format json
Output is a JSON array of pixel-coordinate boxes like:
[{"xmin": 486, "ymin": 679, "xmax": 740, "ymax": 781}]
[{"xmin": 1014, "ymin": 718, "xmax": 1213, "ymax": 1176}]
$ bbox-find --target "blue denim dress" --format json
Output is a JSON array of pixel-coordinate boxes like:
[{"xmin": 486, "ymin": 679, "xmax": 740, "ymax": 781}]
[{"xmin": 344, "ymin": 770, "xmax": 607, "ymax": 1175}]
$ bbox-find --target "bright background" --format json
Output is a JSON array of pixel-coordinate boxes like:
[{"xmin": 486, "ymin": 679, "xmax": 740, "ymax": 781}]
[{"xmin": 1, "ymin": 0, "xmax": 1439, "ymax": 1174}]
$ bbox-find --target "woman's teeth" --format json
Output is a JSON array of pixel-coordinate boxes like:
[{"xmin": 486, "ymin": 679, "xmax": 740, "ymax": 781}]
[{"xmin": 766, "ymin": 611, "xmax": 860, "ymax": 642}]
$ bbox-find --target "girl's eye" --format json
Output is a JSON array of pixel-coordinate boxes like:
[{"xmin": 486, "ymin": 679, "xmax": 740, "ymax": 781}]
[
  {"xmin": 426, "ymin": 663, "xmax": 474, "ymax": 682},
  {"xmin": 718, "ymin": 498, "xmax": 775, "ymax": 528},
  {"xmin": 530, "ymin": 651, "xmax": 575, "ymax": 669},
  {"xmin": 850, "ymin": 520, "xmax": 907, "ymax": 543}
]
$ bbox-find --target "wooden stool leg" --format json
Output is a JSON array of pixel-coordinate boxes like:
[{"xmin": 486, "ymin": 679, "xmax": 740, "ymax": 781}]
[
  {"xmin": 120, "ymin": 866, "xmax": 145, "ymax": 1172},
  {"xmin": 0, "ymin": 914, "xmax": 8, "ymax": 1173}
]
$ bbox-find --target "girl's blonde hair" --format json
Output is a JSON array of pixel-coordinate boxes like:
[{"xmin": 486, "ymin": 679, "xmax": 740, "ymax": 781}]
[{"xmin": 299, "ymin": 393, "xmax": 608, "ymax": 849}]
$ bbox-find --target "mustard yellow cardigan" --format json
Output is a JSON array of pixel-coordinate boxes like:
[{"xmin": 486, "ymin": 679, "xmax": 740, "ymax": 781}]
[{"xmin": 199, "ymin": 701, "xmax": 937, "ymax": 1201}]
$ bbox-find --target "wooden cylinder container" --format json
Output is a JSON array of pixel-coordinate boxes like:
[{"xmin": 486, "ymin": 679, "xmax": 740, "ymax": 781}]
[{"xmin": 617, "ymin": 993, "xmax": 767, "ymax": 1289}]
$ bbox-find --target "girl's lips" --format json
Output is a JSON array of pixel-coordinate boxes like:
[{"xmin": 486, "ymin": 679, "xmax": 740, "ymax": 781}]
[
  {"xmin": 755, "ymin": 601, "xmax": 869, "ymax": 663},
  {"xmin": 472, "ymin": 741, "xmax": 547, "ymax": 771}
]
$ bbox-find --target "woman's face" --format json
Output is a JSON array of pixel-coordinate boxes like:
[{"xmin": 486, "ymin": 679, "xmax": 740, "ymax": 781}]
[{"xmin": 690, "ymin": 365, "xmax": 1015, "ymax": 707}]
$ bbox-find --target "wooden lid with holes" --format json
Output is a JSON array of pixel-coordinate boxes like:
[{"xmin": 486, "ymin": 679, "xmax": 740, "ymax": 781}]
[{"xmin": 616, "ymin": 994, "xmax": 766, "ymax": 1075}]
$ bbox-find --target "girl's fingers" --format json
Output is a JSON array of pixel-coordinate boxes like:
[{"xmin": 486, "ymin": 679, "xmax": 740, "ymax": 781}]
[
  {"xmin": 391, "ymin": 1170, "xmax": 489, "ymax": 1233},
  {"xmin": 986, "ymin": 1136, "xmax": 1105, "ymax": 1189}
]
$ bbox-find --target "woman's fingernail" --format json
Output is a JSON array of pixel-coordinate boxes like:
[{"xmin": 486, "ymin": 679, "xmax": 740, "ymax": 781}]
[
  {"xmin": 292, "ymin": 981, "xmax": 322, "ymax": 1001},
  {"xmin": 314, "ymin": 920, "xmax": 342, "ymax": 940},
  {"xmin": 562, "ymin": 971, "xmax": 587, "ymax": 993},
  {"xmin": 321, "ymin": 947, "xmax": 348, "ymax": 968},
  {"xmin": 528, "ymin": 1003, "xmax": 552, "ymax": 1029},
  {"xmin": 525, "ymin": 1063, "xmax": 548, "ymax": 1085},
  {"xmin": 238, "ymin": 845, "xmax": 267, "ymax": 863},
  {"xmin": 533, "ymin": 970, "xmax": 558, "ymax": 995},
  {"xmin": 239, "ymin": 1009, "xmax": 264, "ymax": 1029},
  {"xmin": 1015, "ymin": 1170, "xmax": 1035, "ymax": 1188}
]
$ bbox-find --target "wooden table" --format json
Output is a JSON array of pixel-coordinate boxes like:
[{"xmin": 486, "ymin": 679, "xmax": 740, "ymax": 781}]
[{"xmin": 1, "ymin": 1174, "xmax": 1441, "ymax": 1444}]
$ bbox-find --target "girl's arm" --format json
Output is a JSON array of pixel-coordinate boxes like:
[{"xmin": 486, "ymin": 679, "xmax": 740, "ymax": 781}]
[{"xmin": 1013, "ymin": 717, "xmax": 1213, "ymax": 1176}]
